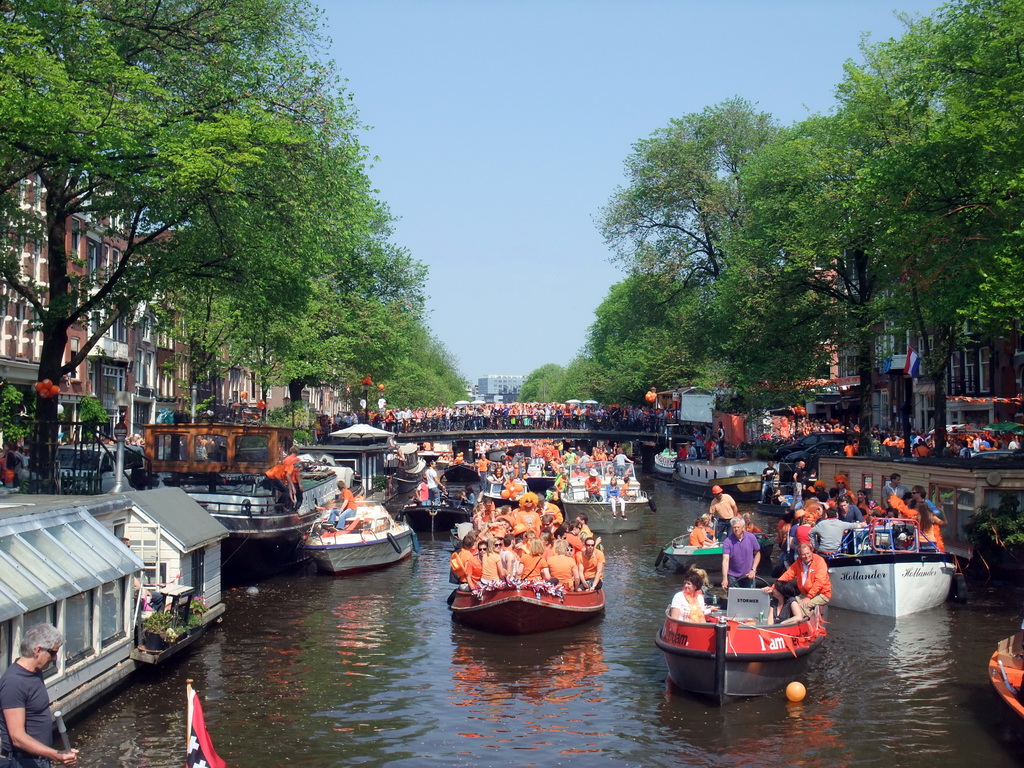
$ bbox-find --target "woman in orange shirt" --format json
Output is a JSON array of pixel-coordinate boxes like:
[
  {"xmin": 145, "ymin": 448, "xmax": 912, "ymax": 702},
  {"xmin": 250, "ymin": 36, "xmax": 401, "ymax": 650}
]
[
  {"xmin": 689, "ymin": 515, "xmax": 716, "ymax": 547},
  {"xmin": 479, "ymin": 538, "xmax": 507, "ymax": 582},
  {"xmin": 546, "ymin": 540, "xmax": 581, "ymax": 589},
  {"xmin": 917, "ymin": 503, "xmax": 946, "ymax": 552},
  {"xmin": 518, "ymin": 538, "xmax": 550, "ymax": 581}
]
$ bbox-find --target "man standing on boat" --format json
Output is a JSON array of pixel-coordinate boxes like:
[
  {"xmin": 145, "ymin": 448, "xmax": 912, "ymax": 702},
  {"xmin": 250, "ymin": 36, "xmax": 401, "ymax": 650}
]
[
  {"xmin": 424, "ymin": 461, "xmax": 444, "ymax": 507},
  {"xmin": 0, "ymin": 625, "xmax": 79, "ymax": 766},
  {"xmin": 760, "ymin": 461, "xmax": 777, "ymax": 503},
  {"xmin": 720, "ymin": 517, "xmax": 761, "ymax": 591},
  {"xmin": 709, "ymin": 485, "xmax": 738, "ymax": 541}
]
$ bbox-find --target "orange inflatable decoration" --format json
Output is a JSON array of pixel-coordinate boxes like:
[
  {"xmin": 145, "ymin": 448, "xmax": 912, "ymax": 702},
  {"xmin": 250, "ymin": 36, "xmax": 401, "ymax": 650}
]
[{"xmin": 645, "ymin": 389, "xmax": 657, "ymax": 403}]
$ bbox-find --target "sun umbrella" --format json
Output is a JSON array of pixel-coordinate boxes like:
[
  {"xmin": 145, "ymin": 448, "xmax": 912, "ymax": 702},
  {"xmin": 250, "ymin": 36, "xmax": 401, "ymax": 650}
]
[
  {"xmin": 982, "ymin": 422, "xmax": 1024, "ymax": 433},
  {"xmin": 582, "ymin": 399, "xmax": 598, "ymax": 405},
  {"xmin": 329, "ymin": 424, "xmax": 394, "ymax": 439},
  {"xmin": 454, "ymin": 400, "xmax": 470, "ymax": 406},
  {"xmin": 565, "ymin": 399, "xmax": 582, "ymax": 404},
  {"xmin": 470, "ymin": 399, "xmax": 485, "ymax": 405}
]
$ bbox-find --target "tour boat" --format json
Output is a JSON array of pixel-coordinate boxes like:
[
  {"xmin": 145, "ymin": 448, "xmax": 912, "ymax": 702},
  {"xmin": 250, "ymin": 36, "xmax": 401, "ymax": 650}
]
[
  {"xmin": 302, "ymin": 500, "xmax": 416, "ymax": 575},
  {"xmin": 449, "ymin": 581, "xmax": 605, "ymax": 635},
  {"xmin": 988, "ymin": 630, "xmax": 1024, "ymax": 743},
  {"xmin": 656, "ymin": 607, "xmax": 827, "ymax": 705},
  {"xmin": 652, "ymin": 451, "xmax": 678, "ymax": 480},
  {"xmin": 143, "ymin": 422, "xmax": 339, "ymax": 582},
  {"xmin": 559, "ymin": 461, "xmax": 653, "ymax": 533},
  {"xmin": 655, "ymin": 533, "xmax": 775, "ymax": 573},
  {"xmin": 825, "ymin": 518, "xmax": 955, "ymax": 617},
  {"xmin": 672, "ymin": 459, "xmax": 767, "ymax": 501}
]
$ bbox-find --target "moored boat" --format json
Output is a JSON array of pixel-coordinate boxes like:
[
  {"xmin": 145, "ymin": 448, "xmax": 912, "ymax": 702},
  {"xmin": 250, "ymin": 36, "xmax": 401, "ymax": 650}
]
[
  {"xmin": 399, "ymin": 498, "xmax": 474, "ymax": 533},
  {"xmin": 656, "ymin": 607, "xmax": 826, "ymax": 705},
  {"xmin": 143, "ymin": 422, "xmax": 339, "ymax": 583},
  {"xmin": 302, "ymin": 500, "xmax": 416, "ymax": 575},
  {"xmin": 673, "ymin": 459, "xmax": 767, "ymax": 501},
  {"xmin": 449, "ymin": 581, "xmax": 605, "ymax": 634},
  {"xmin": 652, "ymin": 451, "xmax": 678, "ymax": 480},
  {"xmin": 656, "ymin": 534, "xmax": 775, "ymax": 573},
  {"xmin": 825, "ymin": 518, "xmax": 955, "ymax": 617},
  {"xmin": 755, "ymin": 497, "xmax": 792, "ymax": 518},
  {"xmin": 988, "ymin": 630, "xmax": 1024, "ymax": 743}
]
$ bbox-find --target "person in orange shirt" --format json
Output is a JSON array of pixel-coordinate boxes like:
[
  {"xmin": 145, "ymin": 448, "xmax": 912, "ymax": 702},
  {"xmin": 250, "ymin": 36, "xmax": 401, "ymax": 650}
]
[
  {"xmin": 478, "ymin": 538, "xmax": 507, "ymax": 582},
  {"xmin": 843, "ymin": 442, "xmax": 857, "ymax": 458},
  {"xmin": 518, "ymin": 537, "xmax": 550, "ymax": 581},
  {"xmin": 262, "ymin": 460, "xmax": 294, "ymax": 507},
  {"xmin": 767, "ymin": 541, "xmax": 831, "ymax": 614},
  {"xmin": 575, "ymin": 537, "xmax": 605, "ymax": 590},
  {"xmin": 546, "ymin": 540, "xmax": 581, "ymax": 589},
  {"xmin": 324, "ymin": 482, "xmax": 357, "ymax": 527},
  {"xmin": 584, "ymin": 470, "xmax": 602, "ymax": 501},
  {"xmin": 688, "ymin": 515, "xmax": 716, "ymax": 547},
  {"xmin": 452, "ymin": 532, "xmax": 483, "ymax": 587}
]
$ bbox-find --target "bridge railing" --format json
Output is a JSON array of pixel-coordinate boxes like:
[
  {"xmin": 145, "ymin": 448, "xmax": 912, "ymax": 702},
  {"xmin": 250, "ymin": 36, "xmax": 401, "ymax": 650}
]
[{"xmin": 359, "ymin": 414, "xmax": 669, "ymax": 435}]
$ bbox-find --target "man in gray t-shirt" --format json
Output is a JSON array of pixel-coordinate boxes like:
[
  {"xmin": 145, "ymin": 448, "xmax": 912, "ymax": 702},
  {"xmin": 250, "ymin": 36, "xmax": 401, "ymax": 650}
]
[{"xmin": 811, "ymin": 508, "xmax": 863, "ymax": 554}]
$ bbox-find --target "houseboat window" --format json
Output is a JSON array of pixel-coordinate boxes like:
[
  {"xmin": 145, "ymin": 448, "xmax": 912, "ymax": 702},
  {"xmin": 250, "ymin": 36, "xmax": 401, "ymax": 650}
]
[
  {"xmin": 99, "ymin": 578, "xmax": 126, "ymax": 648},
  {"xmin": 48, "ymin": 525, "xmax": 114, "ymax": 580},
  {"xmin": 236, "ymin": 435, "xmax": 270, "ymax": 464},
  {"xmin": 0, "ymin": 535, "xmax": 73, "ymax": 600},
  {"xmin": 0, "ymin": 550, "xmax": 52, "ymax": 613},
  {"xmin": 19, "ymin": 529, "xmax": 102, "ymax": 591},
  {"xmin": 23, "ymin": 605, "xmax": 58, "ymax": 679},
  {"xmin": 64, "ymin": 591, "xmax": 95, "ymax": 665},
  {"xmin": 191, "ymin": 549, "xmax": 205, "ymax": 600},
  {"xmin": 155, "ymin": 433, "xmax": 189, "ymax": 462},
  {"xmin": 194, "ymin": 434, "xmax": 228, "ymax": 463},
  {"xmin": 0, "ymin": 621, "xmax": 9, "ymax": 673}
]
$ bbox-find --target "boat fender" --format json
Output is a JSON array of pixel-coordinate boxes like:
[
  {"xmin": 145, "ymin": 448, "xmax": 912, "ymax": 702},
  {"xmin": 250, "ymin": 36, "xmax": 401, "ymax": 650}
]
[
  {"xmin": 648, "ymin": 497, "xmax": 657, "ymax": 512},
  {"xmin": 387, "ymin": 532, "xmax": 402, "ymax": 554},
  {"xmin": 654, "ymin": 551, "xmax": 666, "ymax": 569},
  {"xmin": 429, "ymin": 507, "xmax": 438, "ymax": 517},
  {"xmin": 949, "ymin": 572, "xmax": 969, "ymax": 603},
  {"xmin": 411, "ymin": 532, "xmax": 420, "ymax": 554},
  {"xmin": 242, "ymin": 499, "xmax": 252, "ymax": 516}
]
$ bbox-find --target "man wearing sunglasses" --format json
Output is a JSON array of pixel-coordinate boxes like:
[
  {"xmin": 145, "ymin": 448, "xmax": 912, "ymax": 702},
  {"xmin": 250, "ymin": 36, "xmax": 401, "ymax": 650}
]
[{"xmin": 0, "ymin": 624, "xmax": 79, "ymax": 766}]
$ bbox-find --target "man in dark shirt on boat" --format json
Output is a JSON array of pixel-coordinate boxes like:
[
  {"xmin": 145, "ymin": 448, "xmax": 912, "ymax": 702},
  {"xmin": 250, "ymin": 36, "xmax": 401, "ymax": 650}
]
[
  {"xmin": 720, "ymin": 517, "xmax": 760, "ymax": 590},
  {"xmin": 0, "ymin": 625, "xmax": 79, "ymax": 766}
]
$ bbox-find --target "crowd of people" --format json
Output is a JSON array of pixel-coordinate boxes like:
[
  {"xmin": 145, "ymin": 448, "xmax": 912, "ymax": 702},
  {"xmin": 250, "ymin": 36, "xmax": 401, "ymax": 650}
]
[{"xmin": 449, "ymin": 492, "xmax": 605, "ymax": 593}]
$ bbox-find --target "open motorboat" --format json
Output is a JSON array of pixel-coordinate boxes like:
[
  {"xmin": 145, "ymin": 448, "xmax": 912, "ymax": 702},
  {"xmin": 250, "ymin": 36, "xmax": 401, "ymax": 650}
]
[
  {"xmin": 302, "ymin": 500, "xmax": 417, "ymax": 575},
  {"xmin": 673, "ymin": 459, "xmax": 767, "ymax": 501},
  {"xmin": 449, "ymin": 579, "xmax": 605, "ymax": 635},
  {"xmin": 656, "ymin": 533, "xmax": 775, "ymax": 574},
  {"xmin": 560, "ymin": 460, "xmax": 654, "ymax": 534},
  {"xmin": 988, "ymin": 629, "xmax": 1024, "ymax": 743},
  {"xmin": 656, "ymin": 593, "xmax": 827, "ymax": 705},
  {"xmin": 825, "ymin": 518, "xmax": 955, "ymax": 617}
]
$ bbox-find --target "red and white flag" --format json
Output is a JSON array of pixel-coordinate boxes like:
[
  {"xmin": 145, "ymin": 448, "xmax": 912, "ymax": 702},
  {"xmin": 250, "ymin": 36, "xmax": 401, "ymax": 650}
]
[{"xmin": 187, "ymin": 685, "xmax": 226, "ymax": 768}]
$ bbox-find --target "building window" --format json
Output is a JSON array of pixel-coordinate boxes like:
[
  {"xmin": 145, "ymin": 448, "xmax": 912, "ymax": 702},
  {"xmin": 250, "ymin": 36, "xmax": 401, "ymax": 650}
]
[
  {"xmin": 979, "ymin": 347, "xmax": 991, "ymax": 392},
  {"xmin": 102, "ymin": 365, "xmax": 126, "ymax": 409},
  {"xmin": 965, "ymin": 351, "xmax": 977, "ymax": 393},
  {"xmin": 87, "ymin": 239, "xmax": 101, "ymax": 273},
  {"xmin": 64, "ymin": 591, "xmax": 95, "ymax": 664},
  {"xmin": 99, "ymin": 578, "xmax": 126, "ymax": 648},
  {"xmin": 71, "ymin": 219, "xmax": 81, "ymax": 253},
  {"xmin": 109, "ymin": 314, "xmax": 127, "ymax": 343}
]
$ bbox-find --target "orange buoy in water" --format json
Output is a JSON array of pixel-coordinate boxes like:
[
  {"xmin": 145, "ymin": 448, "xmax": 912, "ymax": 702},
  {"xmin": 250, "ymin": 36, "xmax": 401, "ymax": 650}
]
[{"xmin": 785, "ymin": 682, "xmax": 806, "ymax": 702}]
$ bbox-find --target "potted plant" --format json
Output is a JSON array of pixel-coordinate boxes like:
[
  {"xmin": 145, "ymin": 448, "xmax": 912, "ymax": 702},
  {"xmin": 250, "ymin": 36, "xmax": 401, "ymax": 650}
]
[
  {"xmin": 184, "ymin": 599, "xmax": 208, "ymax": 634},
  {"xmin": 142, "ymin": 610, "xmax": 184, "ymax": 650}
]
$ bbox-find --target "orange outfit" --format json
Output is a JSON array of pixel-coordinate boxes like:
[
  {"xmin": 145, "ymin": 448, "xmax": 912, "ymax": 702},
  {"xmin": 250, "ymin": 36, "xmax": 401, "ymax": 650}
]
[
  {"xmin": 689, "ymin": 527, "xmax": 712, "ymax": 547},
  {"xmin": 546, "ymin": 554, "xmax": 577, "ymax": 585},
  {"xmin": 519, "ymin": 552, "xmax": 549, "ymax": 580},
  {"xmin": 575, "ymin": 548, "xmax": 605, "ymax": 580},
  {"xmin": 584, "ymin": 476, "xmax": 601, "ymax": 496},
  {"xmin": 777, "ymin": 553, "xmax": 832, "ymax": 600},
  {"xmin": 480, "ymin": 552, "xmax": 504, "ymax": 581}
]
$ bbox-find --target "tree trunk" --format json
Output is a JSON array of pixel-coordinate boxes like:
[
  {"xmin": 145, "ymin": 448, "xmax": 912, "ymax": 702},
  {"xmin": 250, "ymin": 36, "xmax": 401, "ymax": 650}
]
[{"xmin": 856, "ymin": 335, "xmax": 874, "ymax": 455}]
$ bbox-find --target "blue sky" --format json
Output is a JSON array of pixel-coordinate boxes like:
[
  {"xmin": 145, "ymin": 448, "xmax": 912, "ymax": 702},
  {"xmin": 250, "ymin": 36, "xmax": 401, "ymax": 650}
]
[{"xmin": 325, "ymin": 1, "xmax": 944, "ymax": 383}]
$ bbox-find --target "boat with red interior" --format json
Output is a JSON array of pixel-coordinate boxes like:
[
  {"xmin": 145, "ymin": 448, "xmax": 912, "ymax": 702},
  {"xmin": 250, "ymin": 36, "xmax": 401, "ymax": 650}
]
[
  {"xmin": 449, "ymin": 580, "xmax": 605, "ymax": 635},
  {"xmin": 655, "ymin": 591, "xmax": 826, "ymax": 705},
  {"xmin": 988, "ymin": 629, "xmax": 1024, "ymax": 743}
]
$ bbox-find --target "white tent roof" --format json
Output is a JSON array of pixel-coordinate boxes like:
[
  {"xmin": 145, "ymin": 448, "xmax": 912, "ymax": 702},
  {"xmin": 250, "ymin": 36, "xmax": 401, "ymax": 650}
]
[{"xmin": 330, "ymin": 424, "xmax": 394, "ymax": 438}]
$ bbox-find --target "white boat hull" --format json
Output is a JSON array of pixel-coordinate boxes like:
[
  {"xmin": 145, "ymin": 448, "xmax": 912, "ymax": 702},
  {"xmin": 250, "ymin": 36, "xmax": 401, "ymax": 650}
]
[
  {"xmin": 305, "ymin": 528, "xmax": 416, "ymax": 575},
  {"xmin": 827, "ymin": 552, "xmax": 955, "ymax": 617}
]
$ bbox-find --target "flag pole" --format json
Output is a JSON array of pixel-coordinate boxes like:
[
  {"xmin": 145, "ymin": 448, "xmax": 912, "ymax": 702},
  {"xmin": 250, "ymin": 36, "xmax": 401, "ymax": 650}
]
[{"xmin": 186, "ymin": 678, "xmax": 194, "ymax": 756}]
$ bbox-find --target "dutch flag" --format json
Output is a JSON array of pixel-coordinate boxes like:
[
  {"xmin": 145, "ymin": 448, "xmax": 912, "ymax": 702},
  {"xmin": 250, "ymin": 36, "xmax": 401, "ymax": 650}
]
[{"xmin": 904, "ymin": 347, "xmax": 921, "ymax": 378}]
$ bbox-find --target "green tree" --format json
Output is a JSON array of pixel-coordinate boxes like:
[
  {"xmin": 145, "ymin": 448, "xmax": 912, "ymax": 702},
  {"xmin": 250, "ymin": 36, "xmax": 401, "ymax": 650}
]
[{"xmin": 519, "ymin": 364, "xmax": 567, "ymax": 402}]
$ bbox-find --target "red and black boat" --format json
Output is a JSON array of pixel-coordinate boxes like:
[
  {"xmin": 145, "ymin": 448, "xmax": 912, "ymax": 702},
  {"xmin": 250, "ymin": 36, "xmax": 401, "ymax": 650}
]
[
  {"xmin": 988, "ymin": 629, "xmax": 1024, "ymax": 743},
  {"xmin": 449, "ymin": 581, "xmax": 605, "ymax": 635},
  {"xmin": 655, "ymin": 608, "xmax": 826, "ymax": 705}
]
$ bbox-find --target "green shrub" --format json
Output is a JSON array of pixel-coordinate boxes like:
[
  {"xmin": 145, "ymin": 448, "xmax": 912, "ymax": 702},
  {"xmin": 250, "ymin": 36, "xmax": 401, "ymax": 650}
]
[{"xmin": 964, "ymin": 493, "xmax": 1024, "ymax": 563}]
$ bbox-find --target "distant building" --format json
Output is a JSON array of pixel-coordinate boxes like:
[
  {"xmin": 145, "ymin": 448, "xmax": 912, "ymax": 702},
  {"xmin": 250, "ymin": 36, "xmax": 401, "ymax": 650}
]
[{"xmin": 476, "ymin": 374, "xmax": 525, "ymax": 403}]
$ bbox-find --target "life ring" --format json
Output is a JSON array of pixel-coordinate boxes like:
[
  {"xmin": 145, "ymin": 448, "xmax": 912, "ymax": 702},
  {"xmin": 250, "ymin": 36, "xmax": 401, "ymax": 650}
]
[
  {"xmin": 648, "ymin": 498, "xmax": 657, "ymax": 512},
  {"xmin": 387, "ymin": 532, "xmax": 402, "ymax": 554}
]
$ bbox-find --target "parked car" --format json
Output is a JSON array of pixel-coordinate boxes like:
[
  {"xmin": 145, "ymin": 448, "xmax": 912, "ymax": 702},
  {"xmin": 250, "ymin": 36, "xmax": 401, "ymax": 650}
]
[
  {"xmin": 56, "ymin": 444, "xmax": 146, "ymax": 495},
  {"xmin": 779, "ymin": 440, "xmax": 847, "ymax": 478},
  {"xmin": 775, "ymin": 433, "xmax": 847, "ymax": 461},
  {"xmin": 967, "ymin": 449, "xmax": 1024, "ymax": 461}
]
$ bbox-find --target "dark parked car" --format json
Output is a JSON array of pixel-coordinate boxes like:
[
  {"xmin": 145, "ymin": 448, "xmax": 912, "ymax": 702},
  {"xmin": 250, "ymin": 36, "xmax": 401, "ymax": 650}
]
[
  {"xmin": 775, "ymin": 433, "xmax": 847, "ymax": 461},
  {"xmin": 779, "ymin": 440, "xmax": 847, "ymax": 479}
]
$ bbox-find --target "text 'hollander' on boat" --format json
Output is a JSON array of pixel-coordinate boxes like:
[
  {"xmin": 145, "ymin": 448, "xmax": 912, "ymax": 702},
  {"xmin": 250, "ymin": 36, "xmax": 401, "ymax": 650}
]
[
  {"xmin": 826, "ymin": 518, "xmax": 955, "ymax": 617},
  {"xmin": 302, "ymin": 500, "xmax": 416, "ymax": 575},
  {"xmin": 655, "ymin": 589, "xmax": 826, "ymax": 705},
  {"xmin": 449, "ymin": 579, "xmax": 605, "ymax": 635}
]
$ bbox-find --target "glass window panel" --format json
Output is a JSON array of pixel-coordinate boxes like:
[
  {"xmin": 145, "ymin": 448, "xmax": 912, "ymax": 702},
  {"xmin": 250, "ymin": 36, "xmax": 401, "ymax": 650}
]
[
  {"xmin": 17, "ymin": 530, "xmax": 98, "ymax": 589},
  {"xmin": 68, "ymin": 520, "xmax": 137, "ymax": 575},
  {"xmin": 48, "ymin": 525, "xmax": 117, "ymax": 579},
  {"xmin": 156, "ymin": 434, "xmax": 189, "ymax": 462},
  {"xmin": 194, "ymin": 434, "xmax": 227, "ymax": 463},
  {"xmin": 23, "ymin": 604, "xmax": 58, "ymax": 678},
  {"xmin": 236, "ymin": 435, "xmax": 269, "ymax": 465},
  {"xmin": 64, "ymin": 591, "xmax": 94, "ymax": 664},
  {"xmin": 99, "ymin": 579, "xmax": 125, "ymax": 647},
  {"xmin": 0, "ymin": 550, "xmax": 51, "ymax": 612},
  {"xmin": 0, "ymin": 621, "xmax": 10, "ymax": 674},
  {"xmin": 0, "ymin": 536, "xmax": 77, "ymax": 601}
]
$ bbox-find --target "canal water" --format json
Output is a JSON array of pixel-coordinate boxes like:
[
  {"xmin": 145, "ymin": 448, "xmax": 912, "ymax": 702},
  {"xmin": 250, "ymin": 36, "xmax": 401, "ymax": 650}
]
[{"xmin": 71, "ymin": 479, "xmax": 1024, "ymax": 767}]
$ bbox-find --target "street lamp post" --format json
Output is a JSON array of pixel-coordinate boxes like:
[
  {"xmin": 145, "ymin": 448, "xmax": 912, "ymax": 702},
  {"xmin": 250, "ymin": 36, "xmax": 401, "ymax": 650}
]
[{"xmin": 361, "ymin": 375, "xmax": 373, "ymax": 425}]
